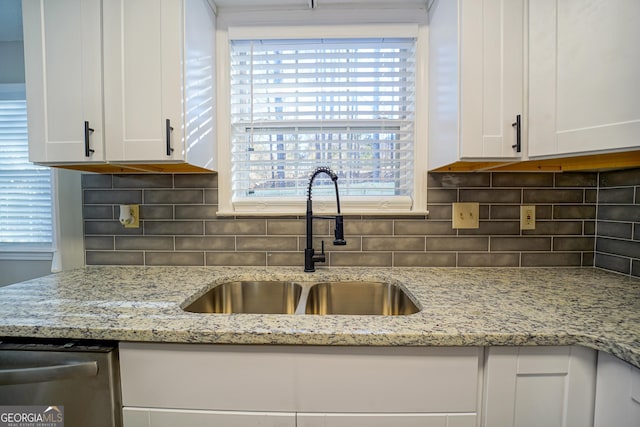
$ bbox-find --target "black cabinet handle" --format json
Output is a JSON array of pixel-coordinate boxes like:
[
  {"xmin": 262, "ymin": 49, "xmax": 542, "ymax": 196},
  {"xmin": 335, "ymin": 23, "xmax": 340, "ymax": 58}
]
[
  {"xmin": 511, "ymin": 114, "xmax": 521, "ymax": 153},
  {"xmin": 84, "ymin": 121, "xmax": 95, "ymax": 157},
  {"xmin": 166, "ymin": 119, "xmax": 174, "ymax": 156}
]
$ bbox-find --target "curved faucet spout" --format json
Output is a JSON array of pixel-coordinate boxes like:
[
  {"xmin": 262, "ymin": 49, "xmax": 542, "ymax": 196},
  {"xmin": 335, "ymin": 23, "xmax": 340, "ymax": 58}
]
[
  {"xmin": 305, "ymin": 167, "xmax": 346, "ymax": 272},
  {"xmin": 307, "ymin": 166, "xmax": 340, "ymax": 211}
]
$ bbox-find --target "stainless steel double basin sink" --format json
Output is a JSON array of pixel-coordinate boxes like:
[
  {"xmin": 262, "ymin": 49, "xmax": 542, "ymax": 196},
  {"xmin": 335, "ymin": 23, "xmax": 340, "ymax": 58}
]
[{"xmin": 183, "ymin": 280, "xmax": 419, "ymax": 316}]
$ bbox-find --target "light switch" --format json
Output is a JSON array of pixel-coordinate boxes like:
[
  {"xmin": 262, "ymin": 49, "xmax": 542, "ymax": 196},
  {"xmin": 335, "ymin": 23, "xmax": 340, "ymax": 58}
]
[{"xmin": 452, "ymin": 202, "xmax": 480, "ymax": 229}]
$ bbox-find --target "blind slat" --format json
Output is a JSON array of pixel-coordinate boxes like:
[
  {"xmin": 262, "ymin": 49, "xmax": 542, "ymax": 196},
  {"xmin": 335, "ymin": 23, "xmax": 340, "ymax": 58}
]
[{"xmin": 0, "ymin": 98, "xmax": 53, "ymax": 244}]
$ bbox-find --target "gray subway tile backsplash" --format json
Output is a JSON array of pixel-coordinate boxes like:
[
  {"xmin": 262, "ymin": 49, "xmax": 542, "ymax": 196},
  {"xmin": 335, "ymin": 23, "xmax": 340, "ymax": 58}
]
[
  {"xmin": 145, "ymin": 252, "xmax": 205, "ymax": 266},
  {"xmin": 144, "ymin": 189, "xmax": 204, "ymax": 205},
  {"xmin": 81, "ymin": 169, "xmax": 639, "ymax": 277},
  {"xmin": 594, "ymin": 168, "xmax": 640, "ymax": 277},
  {"xmin": 458, "ymin": 252, "xmax": 520, "ymax": 267},
  {"xmin": 175, "ymin": 236, "xmax": 235, "ymax": 251},
  {"xmin": 206, "ymin": 252, "xmax": 266, "ymax": 266},
  {"xmin": 115, "ymin": 236, "xmax": 174, "ymax": 251},
  {"xmin": 113, "ymin": 174, "xmax": 173, "ymax": 189},
  {"xmin": 144, "ymin": 221, "xmax": 204, "ymax": 236},
  {"xmin": 85, "ymin": 251, "xmax": 144, "ymax": 265}
]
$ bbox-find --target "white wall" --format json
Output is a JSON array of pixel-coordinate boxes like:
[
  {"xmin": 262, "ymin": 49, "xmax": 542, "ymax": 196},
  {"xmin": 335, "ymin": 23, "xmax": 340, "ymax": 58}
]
[
  {"xmin": 0, "ymin": 260, "xmax": 53, "ymax": 287},
  {"xmin": 0, "ymin": 41, "xmax": 25, "ymax": 84}
]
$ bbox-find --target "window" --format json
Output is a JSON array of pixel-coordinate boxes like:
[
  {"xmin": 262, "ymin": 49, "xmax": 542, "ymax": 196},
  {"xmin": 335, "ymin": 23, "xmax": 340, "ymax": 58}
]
[
  {"xmin": 0, "ymin": 85, "xmax": 53, "ymax": 251},
  {"xmin": 218, "ymin": 22, "xmax": 428, "ymax": 215}
]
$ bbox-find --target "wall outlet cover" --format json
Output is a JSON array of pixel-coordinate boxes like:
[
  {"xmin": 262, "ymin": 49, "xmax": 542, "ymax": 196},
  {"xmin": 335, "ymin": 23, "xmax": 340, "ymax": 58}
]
[
  {"xmin": 123, "ymin": 205, "xmax": 140, "ymax": 229},
  {"xmin": 452, "ymin": 202, "xmax": 480, "ymax": 229},
  {"xmin": 520, "ymin": 205, "xmax": 536, "ymax": 230}
]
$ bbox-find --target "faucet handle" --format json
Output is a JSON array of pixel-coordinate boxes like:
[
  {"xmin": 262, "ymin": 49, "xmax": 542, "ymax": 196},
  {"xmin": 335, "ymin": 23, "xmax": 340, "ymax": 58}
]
[{"xmin": 333, "ymin": 215, "xmax": 347, "ymax": 246}]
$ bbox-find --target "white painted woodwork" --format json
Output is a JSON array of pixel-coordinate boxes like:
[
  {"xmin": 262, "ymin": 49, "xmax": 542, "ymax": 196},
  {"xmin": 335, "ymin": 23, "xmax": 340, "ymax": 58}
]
[
  {"xmin": 22, "ymin": 0, "xmax": 105, "ymax": 163},
  {"xmin": 297, "ymin": 412, "xmax": 476, "ymax": 427},
  {"xmin": 292, "ymin": 346, "xmax": 479, "ymax": 413},
  {"xmin": 428, "ymin": 0, "xmax": 524, "ymax": 170},
  {"xmin": 482, "ymin": 346, "xmax": 597, "ymax": 427},
  {"xmin": 23, "ymin": 0, "xmax": 216, "ymax": 169},
  {"xmin": 102, "ymin": 0, "xmax": 216, "ymax": 168},
  {"xmin": 119, "ymin": 343, "xmax": 480, "ymax": 413},
  {"xmin": 123, "ymin": 408, "xmax": 296, "ymax": 427},
  {"xmin": 593, "ymin": 351, "xmax": 640, "ymax": 427},
  {"xmin": 119, "ymin": 343, "xmax": 298, "ymax": 412},
  {"xmin": 528, "ymin": 0, "xmax": 640, "ymax": 158}
]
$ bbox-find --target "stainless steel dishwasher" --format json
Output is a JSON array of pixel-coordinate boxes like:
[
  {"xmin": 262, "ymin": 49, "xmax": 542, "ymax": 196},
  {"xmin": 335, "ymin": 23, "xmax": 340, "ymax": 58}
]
[{"xmin": 0, "ymin": 340, "xmax": 122, "ymax": 427}]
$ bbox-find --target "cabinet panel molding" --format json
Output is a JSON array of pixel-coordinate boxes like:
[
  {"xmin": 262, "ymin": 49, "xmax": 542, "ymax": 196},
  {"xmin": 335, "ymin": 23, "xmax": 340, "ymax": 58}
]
[
  {"xmin": 483, "ymin": 346, "xmax": 596, "ymax": 427},
  {"xmin": 594, "ymin": 351, "xmax": 640, "ymax": 427}
]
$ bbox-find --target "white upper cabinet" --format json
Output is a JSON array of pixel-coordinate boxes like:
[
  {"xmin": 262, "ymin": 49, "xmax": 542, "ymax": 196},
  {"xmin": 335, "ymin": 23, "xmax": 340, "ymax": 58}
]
[
  {"xmin": 102, "ymin": 0, "xmax": 216, "ymax": 169},
  {"xmin": 23, "ymin": 0, "xmax": 217, "ymax": 171},
  {"xmin": 23, "ymin": 0, "xmax": 105, "ymax": 164},
  {"xmin": 428, "ymin": 0, "xmax": 525, "ymax": 170},
  {"xmin": 529, "ymin": 0, "xmax": 640, "ymax": 158}
]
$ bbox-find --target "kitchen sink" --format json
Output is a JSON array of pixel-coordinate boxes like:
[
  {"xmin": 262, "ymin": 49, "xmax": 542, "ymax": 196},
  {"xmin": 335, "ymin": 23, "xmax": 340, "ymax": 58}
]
[
  {"xmin": 304, "ymin": 281, "xmax": 419, "ymax": 315},
  {"xmin": 183, "ymin": 280, "xmax": 419, "ymax": 315},
  {"xmin": 183, "ymin": 281, "xmax": 302, "ymax": 314}
]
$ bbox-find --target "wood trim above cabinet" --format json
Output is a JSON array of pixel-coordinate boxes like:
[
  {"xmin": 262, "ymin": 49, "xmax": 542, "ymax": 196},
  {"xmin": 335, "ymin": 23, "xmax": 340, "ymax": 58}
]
[
  {"xmin": 430, "ymin": 150, "xmax": 640, "ymax": 173},
  {"xmin": 52, "ymin": 163, "xmax": 215, "ymax": 174}
]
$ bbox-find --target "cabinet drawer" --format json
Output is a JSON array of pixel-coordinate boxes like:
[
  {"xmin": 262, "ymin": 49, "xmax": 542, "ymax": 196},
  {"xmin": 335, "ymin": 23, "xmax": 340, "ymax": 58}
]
[
  {"xmin": 293, "ymin": 346, "xmax": 479, "ymax": 413},
  {"xmin": 123, "ymin": 408, "xmax": 295, "ymax": 427},
  {"xmin": 120, "ymin": 343, "xmax": 296, "ymax": 411},
  {"xmin": 297, "ymin": 413, "xmax": 476, "ymax": 427},
  {"xmin": 120, "ymin": 343, "xmax": 480, "ymax": 413}
]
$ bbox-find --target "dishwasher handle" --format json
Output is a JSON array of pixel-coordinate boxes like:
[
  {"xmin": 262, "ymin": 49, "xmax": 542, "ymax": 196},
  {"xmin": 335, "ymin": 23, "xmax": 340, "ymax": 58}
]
[{"xmin": 0, "ymin": 361, "xmax": 98, "ymax": 385}]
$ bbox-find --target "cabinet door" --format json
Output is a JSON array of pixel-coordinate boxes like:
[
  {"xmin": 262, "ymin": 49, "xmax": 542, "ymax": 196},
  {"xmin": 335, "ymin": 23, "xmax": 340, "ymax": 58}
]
[
  {"xmin": 593, "ymin": 351, "xmax": 640, "ymax": 427},
  {"xmin": 460, "ymin": 0, "xmax": 524, "ymax": 159},
  {"xmin": 429, "ymin": 0, "xmax": 524, "ymax": 169},
  {"xmin": 123, "ymin": 408, "xmax": 295, "ymax": 427},
  {"xmin": 297, "ymin": 413, "xmax": 476, "ymax": 427},
  {"xmin": 103, "ymin": 0, "xmax": 183, "ymax": 162},
  {"xmin": 22, "ymin": 0, "xmax": 104, "ymax": 163},
  {"xmin": 529, "ymin": 0, "xmax": 640, "ymax": 157},
  {"xmin": 482, "ymin": 346, "xmax": 596, "ymax": 427}
]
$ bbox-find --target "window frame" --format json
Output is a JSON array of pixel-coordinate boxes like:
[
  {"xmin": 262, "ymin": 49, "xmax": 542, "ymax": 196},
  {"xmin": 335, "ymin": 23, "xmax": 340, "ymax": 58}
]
[{"xmin": 216, "ymin": 9, "xmax": 429, "ymax": 216}]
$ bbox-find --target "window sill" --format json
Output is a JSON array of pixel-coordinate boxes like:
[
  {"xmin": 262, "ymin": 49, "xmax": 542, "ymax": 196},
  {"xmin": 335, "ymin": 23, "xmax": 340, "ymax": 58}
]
[
  {"xmin": 0, "ymin": 248, "xmax": 54, "ymax": 261},
  {"xmin": 216, "ymin": 210, "xmax": 430, "ymax": 217},
  {"xmin": 218, "ymin": 196, "xmax": 428, "ymax": 217}
]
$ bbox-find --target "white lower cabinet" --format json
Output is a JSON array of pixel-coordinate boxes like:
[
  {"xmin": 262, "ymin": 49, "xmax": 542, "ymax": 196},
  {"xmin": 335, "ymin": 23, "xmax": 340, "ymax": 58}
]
[
  {"xmin": 123, "ymin": 408, "xmax": 295, "ymax": 427},
  {"xmin": 482, "ymin": 346, "xmax": 597, "ymax": 427},
  {"xmin": 593, "ymin": 351, "xmax": 640, "ymax": 427},
  {"xmin": 119, "ymin": 343, "xmax": 481, "ymax": 427},
  {"xmin": 122, "ymin": 344, "xmax": 630, "ymax": 427},
  {"xmin": 123, "ymin": 409, "xmax": 475, "ymax": 427},
  {"xmin": 297, "ymin": 413, "xmax": 476, "ymax": 427}
]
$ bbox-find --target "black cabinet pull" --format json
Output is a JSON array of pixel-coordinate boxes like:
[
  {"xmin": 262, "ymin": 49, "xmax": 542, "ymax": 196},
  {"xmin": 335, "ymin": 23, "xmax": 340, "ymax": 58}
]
[
  {"xmin": 166, "ymin": 119, "xmax": 174, "ymax": 156},
  {"xmin": 511, "ymin": 114, "xmax": 521, "ymax": 153},
  {"xmin": 84, "ymin": 121, "xmax": 95, "ymax": 157}
]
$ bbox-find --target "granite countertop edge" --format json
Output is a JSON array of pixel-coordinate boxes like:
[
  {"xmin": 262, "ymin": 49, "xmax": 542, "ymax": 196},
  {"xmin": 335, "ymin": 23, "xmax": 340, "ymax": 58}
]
[{"xmin": 0, "ymin": 266, "xmax": 638, "ymax": 369}]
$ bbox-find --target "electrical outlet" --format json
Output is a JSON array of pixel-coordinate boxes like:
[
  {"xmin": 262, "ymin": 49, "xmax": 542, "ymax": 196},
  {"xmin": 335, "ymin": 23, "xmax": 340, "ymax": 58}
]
[
  {"xmin": 520, "ymin": 205, "xmax": 536, "ymax": 230},
  {"xmin": 452, "ymin": 202, "xmax": 480, "ymax": 229},
  {"xmin": 123, "ymin": 205, "xmax": 140, "ymax": 229}
]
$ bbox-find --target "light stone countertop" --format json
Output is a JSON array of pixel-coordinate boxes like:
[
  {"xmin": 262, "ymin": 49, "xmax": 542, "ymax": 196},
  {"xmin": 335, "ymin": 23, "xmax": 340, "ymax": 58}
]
[{"xmin": 0, "ymin": 266, "xmax": 639, "ymax": 368}]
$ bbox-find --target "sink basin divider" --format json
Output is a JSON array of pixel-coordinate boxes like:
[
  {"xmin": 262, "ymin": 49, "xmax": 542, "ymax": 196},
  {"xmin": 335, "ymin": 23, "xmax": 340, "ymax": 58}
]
[{"xmin": 294, "ymin": 282, "xmax": 314, "ymax": 315}]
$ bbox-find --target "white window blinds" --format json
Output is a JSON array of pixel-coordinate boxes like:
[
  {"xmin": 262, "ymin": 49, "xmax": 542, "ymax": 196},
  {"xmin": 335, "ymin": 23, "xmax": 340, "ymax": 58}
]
[
  {"xmin": 229, "ymin": 37, "xmax": 416, "ymax": 205},
  {"xmin": 0, "ymin": 94, "xmax": 53, "ymax": 247}
]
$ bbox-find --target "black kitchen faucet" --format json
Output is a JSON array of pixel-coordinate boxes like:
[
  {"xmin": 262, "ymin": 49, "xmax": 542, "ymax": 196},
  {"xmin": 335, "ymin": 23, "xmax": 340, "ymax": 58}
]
[{"xmin": 304, "ymin": 167, "xmax": 346, "ymax": 272}]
